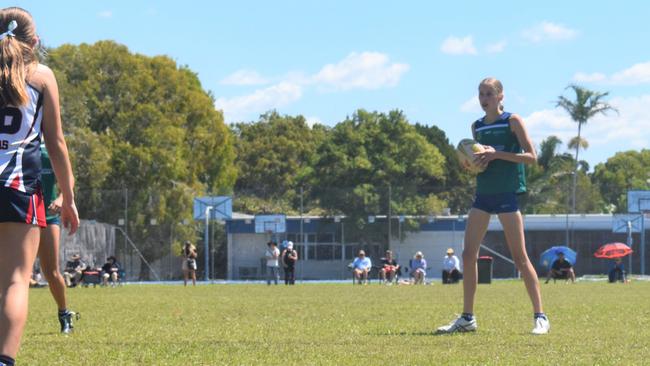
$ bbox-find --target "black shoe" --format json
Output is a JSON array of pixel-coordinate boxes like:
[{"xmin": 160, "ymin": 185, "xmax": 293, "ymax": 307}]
[{"xmin": 58, "ymin": 311, "xmax": 79, "ymax": 334}]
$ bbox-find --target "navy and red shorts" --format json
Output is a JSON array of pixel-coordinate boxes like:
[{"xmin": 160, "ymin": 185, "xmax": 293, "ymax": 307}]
[{"xmin": 0, "ymin": 186, "xmax": 46, "ymax": 227}]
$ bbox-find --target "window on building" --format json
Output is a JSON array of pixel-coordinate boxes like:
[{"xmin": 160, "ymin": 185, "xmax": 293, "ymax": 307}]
[
  {"xmin": 317, "ymin": 233, "xmax": 334, "ymax": 243},
  {"xmin": 334, "ymin": 245, "xmax": 342, "ymax": 260},
  {"xmin": 345, "ymin": 245, "xmax": 359, "ymax": 260},
  {"xmin": 307, "ymin": 245, "xmax": 316, "ymax": 260},
  {"xmin": 295, "ymin": 245, "xmax": 304, "ymax": 259},
  {"xmin": 316, "ymin": 244, "xmax": 334, "ymax": 260}
]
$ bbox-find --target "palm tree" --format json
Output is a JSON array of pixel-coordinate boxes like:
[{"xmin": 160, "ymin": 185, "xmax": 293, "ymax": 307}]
[
  {"xmin": 567, "ymin": 136, "xmax": 589, "ymax": 152},
  {"xmin": 538, "ymin": 135, "xmax": 563, "ymax": 170},
  {"xmin": 556, "ymin": 85, "xmax": 617, "ymax": 213}
]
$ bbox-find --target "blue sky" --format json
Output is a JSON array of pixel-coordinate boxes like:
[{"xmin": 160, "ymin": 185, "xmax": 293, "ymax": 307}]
[{"xmin": 12, "ymin": 1, "xmax": 650, "ymax": 168}]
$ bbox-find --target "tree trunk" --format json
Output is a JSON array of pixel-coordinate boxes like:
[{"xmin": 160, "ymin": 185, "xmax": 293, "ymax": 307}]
[{"xmin": 571, "ymin": 122, "xmax": 583, "ymax": 213}]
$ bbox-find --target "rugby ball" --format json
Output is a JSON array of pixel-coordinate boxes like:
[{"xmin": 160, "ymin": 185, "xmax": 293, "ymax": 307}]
[{"xmin": 456, "ymin": 138, "xmax": 486, "ymax": 174}]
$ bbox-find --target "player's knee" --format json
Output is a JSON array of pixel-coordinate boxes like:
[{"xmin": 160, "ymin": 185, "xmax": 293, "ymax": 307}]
[{"xmin": 43, "ymin": 269, "xmax": 61, "ymax": 282}]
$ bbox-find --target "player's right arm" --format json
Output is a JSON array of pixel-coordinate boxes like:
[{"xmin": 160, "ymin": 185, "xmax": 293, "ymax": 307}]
[{"xmin": 31, "ymin": 64, "xmax": 79, "ymax": 234}]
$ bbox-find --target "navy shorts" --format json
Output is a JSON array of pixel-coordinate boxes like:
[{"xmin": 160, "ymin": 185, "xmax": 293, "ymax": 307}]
[
  {"xmin": 0, "ymin": 186, "xmax": 46, "ymax": 227},
  {"xmin": 472, "ymin": 192, "xmax": 519, "ymax": 214}
]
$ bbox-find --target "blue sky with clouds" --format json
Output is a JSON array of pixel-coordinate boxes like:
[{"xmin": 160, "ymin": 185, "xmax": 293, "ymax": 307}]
[{"xmin": 12, "ymin": 0, "xmax": 650, "ymax": 168}]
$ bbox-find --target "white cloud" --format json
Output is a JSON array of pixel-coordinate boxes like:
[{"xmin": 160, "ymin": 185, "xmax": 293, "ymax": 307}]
[
  {"xmin": 573, "ymin": 72, "xmax": 607, "ymax": 83},
  {"xmin": 98, "ymin": 10, "xmax": 112, "ymax": 18},
  {"xmin": 522, "ymin": 21, "xmax": 577, "ymax": 43},
  {"xmin": 485, "ymin": 40, "xmax": 507, "ymax": 54},
  {"xmin": 220, "ymin": 69, "xmax": 269, "ymax": 86},
  {"xmin": 610, "ymin": 61, "xmax": 650, "ymax": 85},
  {"xmin": 312, "ymin": 52, "xmax": 409, "ymax": 90},
  {"xmin": 525, "ymin": 109, "xmax": 576, "ymax": 144},
  {"xmin": 214, "ymin": 82, "xmax": 302, "ymax": 122},
  {"xmin": 460, "ymin": 96, "xmax": 481, "ymax": 114},
  {"xmin": 215, "ymin": 51, "xmax": 409, "ymax": 122},
  {"xmin": 525, "ymin": 95, "xmax": 650, "ymax": 156},
  {"xmin": 573, "ymin": 61, "xmax": 650, "ymax": 86},
  {"xmin": 440, "ymin": 36, "xmax": 477, "ymax": 55}
]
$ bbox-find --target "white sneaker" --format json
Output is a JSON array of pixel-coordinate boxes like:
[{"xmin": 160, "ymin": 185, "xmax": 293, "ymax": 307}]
[
  {"xmin": 531, "ymin": 316, "xmax": 550, "ymax": 335},
  {"xmin": 436, "ymin": 315, "xmax": 477, "ymax": 334}
]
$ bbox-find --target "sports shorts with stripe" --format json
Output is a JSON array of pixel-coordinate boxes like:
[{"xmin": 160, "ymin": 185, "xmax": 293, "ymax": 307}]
[{"xmin": 0, "ymin": 186, "xmax": 46, "ymax": 228}]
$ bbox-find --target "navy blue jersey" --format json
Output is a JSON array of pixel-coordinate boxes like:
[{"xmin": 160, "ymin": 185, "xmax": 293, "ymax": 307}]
[{"xmin": 0, "ymin": 84, "xmax": 43, "ymax": 194}]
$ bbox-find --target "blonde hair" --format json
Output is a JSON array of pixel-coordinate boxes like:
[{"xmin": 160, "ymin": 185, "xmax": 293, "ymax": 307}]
[
  {"xmin": 0, "ymin": 7, "xmax": 39, "ymax": 107},
  {"xmin": 479, "ymin": 77, "xmax": 504, "ymax": 111}
]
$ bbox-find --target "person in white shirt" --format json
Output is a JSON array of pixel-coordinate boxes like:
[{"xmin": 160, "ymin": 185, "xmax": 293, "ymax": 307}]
[
  {"xmin": 351, "ymin": 250, "xmax": 372, "ymax": 285},
  {"xmin": 442, "ymin": 248, "xmax": 462, "ymax": 284},
  {"xmin": 265, "ymin": 241, "xmax": 280, "ymax": 285}
]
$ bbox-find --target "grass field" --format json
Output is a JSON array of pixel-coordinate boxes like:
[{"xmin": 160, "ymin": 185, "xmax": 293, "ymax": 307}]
[{"xmin": 20, "ymin": 280, "xmax": 650, "ymax": 365}]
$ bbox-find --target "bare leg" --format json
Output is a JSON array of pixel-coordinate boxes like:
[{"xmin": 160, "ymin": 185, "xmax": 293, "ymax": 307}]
[
  {"xmin": 414, "ymin": 271, "xmax": 423, "ymax": 284},
  {"xmin": 498, "ymin": 211, "xmax": 543, "ymax": 313},
  {"xmin": 0, "ymin": 223, "xmax": 40, "ymax": 358},
  {"xmin": 183, "ymin": 269, "xmax": 188, "ymax": 286},
  {"xmin": 37, "ymin": 224, "xmax": 67, "ymax": 310},
  {"xmin": 462, "ymin": 209, "xmax": 491, "ymax": 314},
  {"xmin": 190, "ymin": 270, "xmax": 196, "ymax": 286}
]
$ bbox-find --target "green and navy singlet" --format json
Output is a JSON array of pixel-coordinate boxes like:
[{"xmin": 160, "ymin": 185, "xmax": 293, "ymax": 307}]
[{"xmin": 473, "ymin": 112, "xmax": 526, "ymax": 195}]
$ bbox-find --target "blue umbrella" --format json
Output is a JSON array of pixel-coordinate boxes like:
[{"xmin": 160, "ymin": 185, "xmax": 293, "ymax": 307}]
[{"xmin": 540, "ymin": 246, "xmax": 577, "ymax": 270}]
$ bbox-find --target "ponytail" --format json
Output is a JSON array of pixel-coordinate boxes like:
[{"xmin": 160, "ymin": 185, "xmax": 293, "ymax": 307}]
[
  {"xmin": 0, "ymin": 7, "xmax": 39, "ymax": 107},
  {"xmin": 0, "ymin": 34, "xmax": 29, "ymax": 106}
]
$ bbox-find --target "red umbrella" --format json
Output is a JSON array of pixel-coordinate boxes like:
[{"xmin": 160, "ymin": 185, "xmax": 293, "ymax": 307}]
[{"xmin": 594, "ymin": 243, "xmax": 633, "ymax": 259}]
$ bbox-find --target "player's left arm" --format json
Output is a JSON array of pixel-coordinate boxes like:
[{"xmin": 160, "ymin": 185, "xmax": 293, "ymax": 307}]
[{"xmin": 478, "ymin": 114, "xmax": 537, "ymax": 165}]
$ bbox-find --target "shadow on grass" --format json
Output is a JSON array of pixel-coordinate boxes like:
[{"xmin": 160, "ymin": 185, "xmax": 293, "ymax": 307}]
[
  {"xmin": 371, "ymin": 330, "xmax": 478, "ymax": 337},
  {"xmin": 30, "ymin": 331, "xmax": 62, "ymax": 336}
]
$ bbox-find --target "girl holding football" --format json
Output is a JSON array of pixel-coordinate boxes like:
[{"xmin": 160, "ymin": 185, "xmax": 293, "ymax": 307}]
[{"xmin": 437, "ymin": 78, "xmax": 549, "ymax": 335}]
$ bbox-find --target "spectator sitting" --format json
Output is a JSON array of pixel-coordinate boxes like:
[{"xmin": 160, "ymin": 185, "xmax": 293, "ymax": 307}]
[
  {"xmin": 442, "ymin": 248, "xmax": 462, "ymax": 284},
  {"xmin": 63, "ymin": 254, "xmax": 86, "ymax": 287},
  {"xmin": 351, "ymin": 250, "xmax": 372, "ymax": 285},
  {"xmin": 608, "ymin": 258, "xmax": 627, "ymax": 283},
  {"xmin": 379, "ymin": 250, "xmax": 400, "ymax": 285},
  {"xmin": 411, "ymin": 251, "xmax": 427, "ymax": 285},
  {"xmin": 101, "ymin": 256, "xmax": 121, "ymax": 287},
  {"xmin": 545, "ymin": 251, "xmax": 575, "ymax": 284}
]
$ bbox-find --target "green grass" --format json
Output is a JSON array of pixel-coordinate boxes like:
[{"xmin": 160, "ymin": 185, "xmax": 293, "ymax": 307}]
[{"xmin": 21, "ymin": 281, "xmax": 650, "ymax": 365}]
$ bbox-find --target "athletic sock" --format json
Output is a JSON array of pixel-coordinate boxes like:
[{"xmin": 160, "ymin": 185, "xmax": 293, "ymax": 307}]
[
  {"xmin": 461, "ymin": 312, "xmax": 474, "ymax": 321},
  {"xmin": 0, "ymin": 354, "xmax": 15, "ymax": 366},
  {"xmin": 534, "ymin": 312, "xmax": 547, "ymax": 320},
  {"xmin": 58, "ymin": 309, "xmax": 69, "ymax": 316}
]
